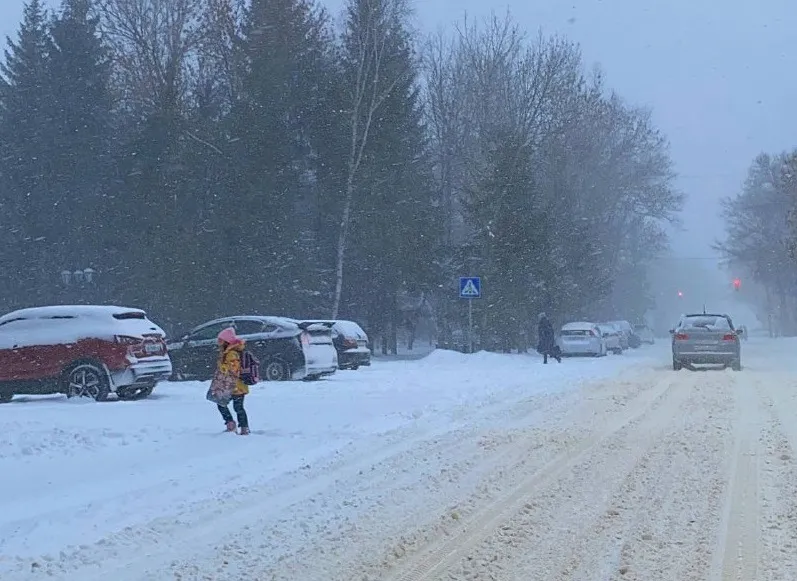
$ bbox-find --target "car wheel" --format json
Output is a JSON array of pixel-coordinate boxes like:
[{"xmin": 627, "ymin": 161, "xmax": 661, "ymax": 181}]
[
  {"xmin": 64, "ymin": 363, "xmax": 111, "ymax": 401},
  {"xmin": 0, "ymin": 391, "xmax": 12, "ymax": 403},
  {"xmin": 117, "ymin": 383, "xmax": 155, "ymax": 401},
  {"xmin": 351, "ymin": 365, "xmax": 360, "ymax": 371},
  {"xmin": 731, "ymin": 359, "xmax": 742, "ymax": 371},
  {"xmin": 614, "ymin": 348, "xmax": 622, "ymax": 355},
  {"xmin": 264, "ymin": 359, "xmax": 289, "ymax": 381},
  {"xmin": 672, "ymin": 357, "xmax": 682, "ymax": 371}
]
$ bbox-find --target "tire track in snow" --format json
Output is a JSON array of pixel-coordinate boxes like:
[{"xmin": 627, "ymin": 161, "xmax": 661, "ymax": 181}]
[
  {"xmin": 744, "ymin": 373, "xmax": 797, "ymax": 581},
  {"xmin": 710, "ymin": 373, "xmax": 761, "ymax": 581},
  {"xmin": 538, "ymin": 371, "xmax": 735, "ymax": 581},
  {"xmin": 523, "ymin": 372, "xmax": 703, "ymax": 581},
  {"xmin": 383, "ymin": 373, "xmax": 678, "ymax": 581}
]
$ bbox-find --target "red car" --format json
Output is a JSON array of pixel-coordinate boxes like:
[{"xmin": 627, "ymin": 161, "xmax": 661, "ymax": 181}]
[{"xmin": 0, "ymin": 305, "xmax": 172, "ymax": 402}]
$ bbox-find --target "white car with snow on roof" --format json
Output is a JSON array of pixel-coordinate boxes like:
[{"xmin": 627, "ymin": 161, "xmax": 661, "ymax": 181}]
[
  {"xmin": 0, "ymin": 305, "xmax": 172, "ymax": 403},
  {"xmin": 558, "ymin": 321, "xmax": 607, "ymax": 357}
]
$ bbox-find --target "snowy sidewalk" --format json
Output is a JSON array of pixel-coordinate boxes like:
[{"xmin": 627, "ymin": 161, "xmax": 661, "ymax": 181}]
[{"xmin": 0, "ymin": 347, "xmax": 658, "ymax": 580}]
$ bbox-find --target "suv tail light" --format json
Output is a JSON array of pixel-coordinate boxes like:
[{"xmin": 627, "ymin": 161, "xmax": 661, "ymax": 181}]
[
  {"xmin": 116, "ymin": 334, "xmax": 166, "ymax": 357},
  {"xmin": 674, "ymin": 333, "xmax": 689, "ymax": 340},
  {"xmin": 722, "ymin": 333, "xmax": 737, "ymax": 341},
  {"xmin": 342, "ymin": 338, "xmax": 357, "ymax": 348},
  {"xmin": 588, "ymin": 329, "xmax": 596, "ymax": 337},
  {"xmin": 300, "ymin": 332, "xmax": 310, "ymax": 346}
]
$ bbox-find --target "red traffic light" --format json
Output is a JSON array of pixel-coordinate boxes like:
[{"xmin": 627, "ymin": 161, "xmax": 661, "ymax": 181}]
[{"xmin": 733, "ymin": 278, "xmax": 741, "ymax": 290}]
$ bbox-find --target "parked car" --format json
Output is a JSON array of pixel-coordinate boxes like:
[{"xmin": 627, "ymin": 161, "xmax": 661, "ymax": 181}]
[
  {"xmin": 608, "ymin": 320, "xmax": 641, "ymax": 348},
  {"xmin": 558, "ymin": 322, "xmax": 607, "ymax": 356},
  {"xmin": 633, "ymin": 323, "xmax": 655, "ymax": 344},
  {"xmin": 0, "ymin": 305, "xmax": 171, "ymax": 403},
  {"xmin": 167, "ymin": 316, "xmax": 337, "ymax": 382},
  {"xmin": 601, "ymin": 321, "xmax": 628, "ymax": 349},
  {"xmin": 670, "ymin": 312, "xmax": 742, "ymax": 371},
  {"xmin": 597, "ymin": 323, "xmax": 624, "ymax": 354},
  {"xmin": 300, "ymin": 319, "xmax": 371, "ymax": 370}
]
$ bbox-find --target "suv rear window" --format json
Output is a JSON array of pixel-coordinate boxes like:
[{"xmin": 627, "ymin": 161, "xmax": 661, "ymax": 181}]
[
  {"xmin": 562, "ymin": 329, "xmax": 592, "ymax": 336},
  {"xmin": 682, "ymin": 316, "xmax": 730, "ymax": 330}
]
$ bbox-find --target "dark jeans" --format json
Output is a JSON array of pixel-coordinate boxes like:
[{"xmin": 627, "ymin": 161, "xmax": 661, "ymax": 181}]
[{"xmin": 218, "ymin": 394, "xmax": 248, "ymax": 429}]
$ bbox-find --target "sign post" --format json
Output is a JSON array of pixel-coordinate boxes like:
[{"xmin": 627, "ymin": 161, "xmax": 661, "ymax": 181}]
[{"xmin": 459, "ymin": 276, "xmax": 481, "ymax": 353}]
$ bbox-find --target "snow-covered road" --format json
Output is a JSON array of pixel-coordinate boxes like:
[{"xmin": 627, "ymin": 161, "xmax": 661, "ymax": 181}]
[{"xmin": 1, "ymin": 340, "xmax": 796, "ymax": 580}]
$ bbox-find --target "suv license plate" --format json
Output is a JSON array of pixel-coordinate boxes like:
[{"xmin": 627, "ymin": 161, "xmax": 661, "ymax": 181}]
[{"xmin": 145, "ymin": 343, "xmax": 161, "ymax": 354}]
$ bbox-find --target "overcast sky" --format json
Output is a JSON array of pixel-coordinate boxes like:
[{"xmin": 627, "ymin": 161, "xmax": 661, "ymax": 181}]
[{"xmin": 3, "ymin": 0, "xmax": 796, "ymax": 262}]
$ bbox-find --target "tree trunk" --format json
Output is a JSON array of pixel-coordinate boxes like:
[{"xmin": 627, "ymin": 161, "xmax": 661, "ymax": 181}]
[{"xmin": 331, "ymin": 176, "xmax": 354, "ymax": 318}]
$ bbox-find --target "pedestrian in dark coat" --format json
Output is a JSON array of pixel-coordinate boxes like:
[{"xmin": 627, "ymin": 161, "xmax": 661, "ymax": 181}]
[{"xmin": 537, "ymin": 313, "xmax": 561, "ymax": 363}]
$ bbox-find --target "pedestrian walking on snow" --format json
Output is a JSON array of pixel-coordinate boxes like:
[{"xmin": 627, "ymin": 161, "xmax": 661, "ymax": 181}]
[
  {"xmin": 537, "ymin": 312, "xmax": 561, "ymax": 364},
  {"xmin": 214, "ymin": 327, "xmax": 250, "ymax": 434}
]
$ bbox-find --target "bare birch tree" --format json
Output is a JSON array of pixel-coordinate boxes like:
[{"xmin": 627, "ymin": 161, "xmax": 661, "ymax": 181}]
[
  {"xmin": 331, "ymin": 0, "xmax": 413, "ymax": 318},
  {"xmin": 98, "ymin": 0, "xmax": 209, "ymax": 114}
]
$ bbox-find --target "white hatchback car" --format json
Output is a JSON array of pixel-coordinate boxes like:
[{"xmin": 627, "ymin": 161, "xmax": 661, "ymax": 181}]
[{"xmin": 558, "ymin": 322, "xmax": 606, "ymax": 356}]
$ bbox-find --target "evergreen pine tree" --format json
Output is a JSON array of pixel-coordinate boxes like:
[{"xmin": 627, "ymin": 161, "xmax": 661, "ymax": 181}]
[
  {"xmin": 0, "ymin": 0, "xmax": 57, "ymax": 304},
  {"xmin": 48, "ymin": 0, "xmax": 113, "ymax": 289}
]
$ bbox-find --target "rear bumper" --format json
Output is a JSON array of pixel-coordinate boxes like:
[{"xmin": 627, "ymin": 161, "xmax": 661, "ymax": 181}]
[
  {"xmin": 560, "ymin": 342, "xmax": 601, "ymax": 355},
  {"xmin": 110, "ymin": 357, "xmax": 172, "ymax": 390},
  {"xmin": 339, "ymin": 349, "xmax": 371, "ymax": 368},
  {"xmin": 674, "ymin": 351, "xmax": 738, "ymax": 365}
]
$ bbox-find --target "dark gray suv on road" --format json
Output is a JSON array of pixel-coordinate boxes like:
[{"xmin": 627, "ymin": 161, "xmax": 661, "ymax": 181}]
[{"xmin": 670, "ymin": 313, "xmax": 743, "ymax": 371}]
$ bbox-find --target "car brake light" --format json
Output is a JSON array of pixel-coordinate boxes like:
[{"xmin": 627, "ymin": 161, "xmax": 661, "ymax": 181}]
[
  {"xmin": 343, "ymin": 338, "xmax": 357, "ymax": 348},
  {"xmin": 300, "ymin": 332, "xmax": 310, "ymax": 345},
  {"xmin": 115, "ymin": 335, "xmax": 140, "ymax": 345},
  {"xmin": 722, "ymin": 334, "xmax": 737, "ymax": 341},
  {"xmin": 674, "ymin": 333, "xmax": 688, "ymax": 340}
]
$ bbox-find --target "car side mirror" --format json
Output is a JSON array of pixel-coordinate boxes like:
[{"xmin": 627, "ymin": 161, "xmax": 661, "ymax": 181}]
[
  {"xmin": 668, "ymin": 329, "xmax": 674, "ymax": 334},
  {"xmin": 736, "ymin": 328, "xmax": 744, "ymax": 334}
]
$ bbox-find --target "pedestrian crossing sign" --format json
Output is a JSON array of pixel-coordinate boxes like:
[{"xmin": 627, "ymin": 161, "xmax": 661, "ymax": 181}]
[{"xmin": 459, "ymin": 277, "xmax": 481, "ymax": 298}]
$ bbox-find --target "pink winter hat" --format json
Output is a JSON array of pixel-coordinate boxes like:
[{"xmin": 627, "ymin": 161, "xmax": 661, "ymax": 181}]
[{"xmin": 217, "ymin": 327, "xmax": 241, "ymax": 344}]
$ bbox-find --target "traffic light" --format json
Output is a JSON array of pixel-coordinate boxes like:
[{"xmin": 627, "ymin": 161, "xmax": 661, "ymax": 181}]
[{"xmin": 733, "ymin": 278, "xmax": 741, "ymax": 291}]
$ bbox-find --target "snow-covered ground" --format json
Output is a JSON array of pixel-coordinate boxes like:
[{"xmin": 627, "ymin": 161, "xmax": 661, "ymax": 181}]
[{"xmin": 1, "ymin": 339, "xmax": 796, "ymax": 580}]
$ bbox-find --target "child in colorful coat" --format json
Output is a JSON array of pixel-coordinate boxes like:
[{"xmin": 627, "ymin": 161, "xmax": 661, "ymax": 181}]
[{"xmin": 216, "ymin": 327, "xmax": 250, "ymax": 435}]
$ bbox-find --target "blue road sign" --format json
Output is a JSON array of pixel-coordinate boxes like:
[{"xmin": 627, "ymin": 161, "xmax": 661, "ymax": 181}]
[{"xmin": 459, "ymin": 276, "xmax": 481, "ymax": 298}]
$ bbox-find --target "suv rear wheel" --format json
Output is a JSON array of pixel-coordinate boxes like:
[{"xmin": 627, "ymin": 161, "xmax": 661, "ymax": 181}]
[
  {"xmin": 0, "ymin": 391, "xmax": 12, "ymax": 403},
  {"xmin": 264, "ymin": 359, "xmax": 289, "ymax": 381},
  {"xmin": 672, "ymin": 357, "xmax": 682, "ymax": 371},
  {"xmin": 64, "ymin": 363, "xmax": 110, "ymax": 402}
]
